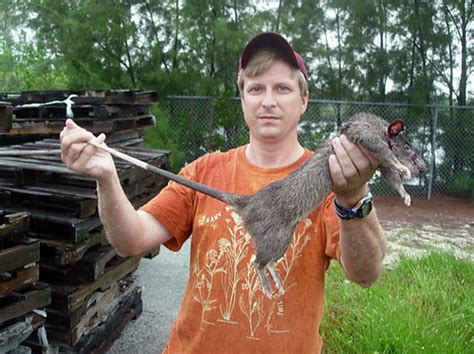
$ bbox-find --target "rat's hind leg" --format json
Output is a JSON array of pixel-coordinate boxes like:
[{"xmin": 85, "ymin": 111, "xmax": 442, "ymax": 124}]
[
  {"xmin": 254, "ymin": 262, "xmax": 273, "ymax": 299},
  {"xmin": 266, "ymin": 262, "xmax": 285, "ymax": 296}
]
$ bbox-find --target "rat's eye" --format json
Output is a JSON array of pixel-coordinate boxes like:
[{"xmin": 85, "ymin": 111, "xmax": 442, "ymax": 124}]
[{"xmin": 404, "ymin": 143, "xmax": 411, "ymax": 150}]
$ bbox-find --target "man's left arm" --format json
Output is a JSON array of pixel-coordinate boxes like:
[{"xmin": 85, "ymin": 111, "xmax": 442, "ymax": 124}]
[{"xmin": 329, "ymin": 135, "xmax": 387, "ymax": 288}]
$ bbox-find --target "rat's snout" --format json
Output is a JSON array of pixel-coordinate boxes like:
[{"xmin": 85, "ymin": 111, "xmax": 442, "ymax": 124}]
[{"xmin": 415, "ymin": 156, "xmax": 427, "ymax": 174}]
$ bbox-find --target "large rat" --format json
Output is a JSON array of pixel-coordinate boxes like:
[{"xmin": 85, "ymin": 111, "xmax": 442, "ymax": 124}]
[{"xmin": 90, "ymin": 112, "xmax": 427, "ymax": 298}]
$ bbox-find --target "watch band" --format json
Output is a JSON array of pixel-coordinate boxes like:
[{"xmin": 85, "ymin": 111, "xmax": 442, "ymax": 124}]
[{"xmin": 334, "ymin": 191, "xmax": 374, "ymax": 220}]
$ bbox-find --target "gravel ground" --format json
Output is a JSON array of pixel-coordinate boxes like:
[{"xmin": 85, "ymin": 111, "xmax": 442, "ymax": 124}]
[{"xmin": 107, "ymin": 242, "xmax": 190, "ymax": 354}]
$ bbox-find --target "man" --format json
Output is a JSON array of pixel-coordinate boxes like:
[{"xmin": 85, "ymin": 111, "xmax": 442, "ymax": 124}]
[{"xmin": 60, "ymin": 32, "xmax": 386, "ymax": 353}]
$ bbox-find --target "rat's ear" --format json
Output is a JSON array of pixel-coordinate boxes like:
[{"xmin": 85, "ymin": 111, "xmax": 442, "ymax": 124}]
[{"xmin": 387, "ymin": 119, "xmax": 405, "ymax": 137}]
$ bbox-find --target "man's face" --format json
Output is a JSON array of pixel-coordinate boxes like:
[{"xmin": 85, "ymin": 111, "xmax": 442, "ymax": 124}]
[{"xmin": 241, "ymin": 60, "xmax": 308, "ymax": 143}]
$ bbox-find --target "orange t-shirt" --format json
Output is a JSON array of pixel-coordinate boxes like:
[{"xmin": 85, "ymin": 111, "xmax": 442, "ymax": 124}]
[{"xmin": 140, "ymin": 146, "xmax": 341, "ymax": 354}]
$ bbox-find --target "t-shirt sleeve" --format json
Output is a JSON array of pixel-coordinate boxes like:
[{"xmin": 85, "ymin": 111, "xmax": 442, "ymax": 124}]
[
  {"xmin": 319, "ymin": 193, "xmax": 341, "ymax": 267},
  {"xmin": 139, "ymin": 161, "xmax": 198, "ymax": 251}
]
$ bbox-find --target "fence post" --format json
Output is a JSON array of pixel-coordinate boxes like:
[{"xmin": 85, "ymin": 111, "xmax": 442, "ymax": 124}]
[{"xmin": 427, "ymin": 106, "xmax": 438, "ymax": 200}]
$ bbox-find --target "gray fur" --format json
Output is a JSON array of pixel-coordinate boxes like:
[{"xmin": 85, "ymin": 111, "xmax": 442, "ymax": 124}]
[{"xmin": 156, "ymin": 112, "xmax": 427, "ymax": 298}]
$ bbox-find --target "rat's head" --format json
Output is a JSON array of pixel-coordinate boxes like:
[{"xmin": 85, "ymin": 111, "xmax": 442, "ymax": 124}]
[{"xmin": 386, "ymin": 119, "xmax": 427, "ymax": 176}]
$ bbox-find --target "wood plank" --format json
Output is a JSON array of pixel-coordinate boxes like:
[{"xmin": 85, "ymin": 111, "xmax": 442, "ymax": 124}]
[
  {"xmin": 13, "ymin": 103, "xmax": 150, "ymax": 121},
  {"xmin": 0, "ymin": 102, "xmax": 12, "ymax": 132},
  {"xmin": 0, "ymin": 186, "xmax": 97, "ymax": 219},
  {"xmin": 1, "ymin": 206, "xmax": 101, "ymax": 243},
  {"xmin": 0, "ymin": 141, "xmax": 169, "ymax": 192},
  {"xmin": 0, "ymin": 265, "xmax": 39, "ymax": 295},
  {"xmin": 0, "ymin": 282, "xmax": 51, "ymax": 325},
  {"xmin": 0, "ymin": 312, "xmax": 45, "ymax": 352},
  {"xmin": 0, "ymin": 212, "xmax": 29, "ymax": 239},
  {"xmin": 50, "ymin": 256, "xmax": 140, "ymax": 314},
  {"xmin": 45, "ymin": 274, "xmax": 135, "ymax": 329},
  {"xmin": 46, "ymin": 276, "xmax": 136, "ymax": 346},
  {"xmin": 104, "ymin": 90, "xmax": 159, "ymax": 105},
  {"xmin": 40, "ymin": 246, "xmax": 117, "ymax": 285},
  {"xmin": 0, "ymin": 241, "xmax": 39, "ymax": 274},
  {"xmin": 39, "ymin": 229, "xmax": 108, "ymax": 266},
  {"xmin": 3, "ymin": 90, "xmax": 158, "ymax": 106},
  {"xmin": 69, "ymin": 287, "xmax": 142, "ymax": 353},
  {"xmin": 143, "ymin": 245, "xmax": 161, "ymax": 259},
  {"xmin": 0, "ymin": 115, "xmax": 155, "ymax": 136}
]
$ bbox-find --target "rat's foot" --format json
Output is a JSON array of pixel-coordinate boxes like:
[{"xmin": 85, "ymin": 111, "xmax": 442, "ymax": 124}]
[
  {"xmin": 399, "ymin": 165, "xmax": 411, "ymax": 179},
  {"xmin": 403, "ymin": 193, "xmax": 411, "ymax": 206},
  {"xmin": 254, "ymin": 263, "xmax": 273, "ymax": 299},
  {"xmin": 267, "ymin": 263, "xmax": 285, "ymax": 296}
]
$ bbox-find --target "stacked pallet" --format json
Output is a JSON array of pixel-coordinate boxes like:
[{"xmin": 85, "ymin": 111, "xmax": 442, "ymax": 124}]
[
  {"xmin": 0, "ymin": 90, "xmax": 170, "ymax": 353},
  {"xmin": 0, "ymin": 90, "xmax": 159, "ymax": 146},
  {"xmin": 0, "ymin": 211, "xmax": 51, "ymax": 353}
]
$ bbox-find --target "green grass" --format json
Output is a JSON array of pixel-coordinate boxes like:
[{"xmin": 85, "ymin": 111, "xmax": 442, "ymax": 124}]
[{"xmin": 321, "ymin": 252, "xmax": 474, "ymax": 353}]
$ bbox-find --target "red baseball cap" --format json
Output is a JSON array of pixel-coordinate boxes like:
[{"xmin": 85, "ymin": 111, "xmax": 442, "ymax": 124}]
[{"xmin": 239, "ymin": 32, "xmax": 308, "ymax": 80}]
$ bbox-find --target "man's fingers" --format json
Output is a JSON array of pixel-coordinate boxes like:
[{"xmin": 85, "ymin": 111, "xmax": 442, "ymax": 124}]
[
  {"xmin": 332, "ymin": 136, "xmax": 358, "ymax": 179},
  {"xmin": 339, "ymin": 135, "xmax": 371, "ymax": 172},
  {"xmin": 357, "ymin": 145, "xmax": 379, "ymax": 169},
  {"xmin": 61, "ymin": 128, "xmax": 95, "ymax": 164},
  {"xmin": 328, "ymin": 154, "xmax": 347, "ymax": 189},
  {"xmin": 96, "ymin": 133, "xmax": 106, "ymax": 144},
  {"xmin": 65, "ymin": 118, "xmax": 80, "ymax": 129}
]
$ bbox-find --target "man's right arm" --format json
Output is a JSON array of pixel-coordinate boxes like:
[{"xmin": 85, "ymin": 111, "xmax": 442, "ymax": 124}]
[
  {"xmin": 60, "ymin": 119, "xmax": 172, "ymax": 256},
  {"xmin": 96, "ymin": 170, "xmax": 172, "ymax": 256}
]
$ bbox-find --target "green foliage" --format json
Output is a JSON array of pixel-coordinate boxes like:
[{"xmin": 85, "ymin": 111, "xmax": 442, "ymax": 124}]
[
  {"xmin": 1, "ymin": 0, "xmax": 470, "ymax": 104},
  {"xmin": 1, "ymin": 0, "xmax": 471, "ymax": 180},
  {"xmin": 0, "ymin": 42, "xmax": 69, "ymax": 91},
  {"xmin": 450, "ymin": 175, "xmax": 474, "ymax": 199},
  {"xmin": 144, "ymin": 105, "xmax": 184, "ymax": 173},
  {"xmin": 212, "ymin": 97, "xmax": 248, "ymax": 149},
  {"xmin": 321, "ymin": 252, "xmax": 474, "ymax": 353},
  {"xmin": 437, "ymin": 107, "xmax": 474, "ymax": 189},
  {"xmin": 145, "ymin": 97, "xmax": 247, "ymax": 172}
]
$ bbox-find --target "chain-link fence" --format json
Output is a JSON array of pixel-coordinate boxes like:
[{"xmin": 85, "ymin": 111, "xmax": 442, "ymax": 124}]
[{"xmin": 153, "ymin": 96, "xmax": 474, "ymax": 199}]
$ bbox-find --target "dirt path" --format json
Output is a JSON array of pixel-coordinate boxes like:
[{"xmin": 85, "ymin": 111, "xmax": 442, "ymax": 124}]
[{"xmin": 375, "ymin": 195, "xmax": 473, "ymax": 266}]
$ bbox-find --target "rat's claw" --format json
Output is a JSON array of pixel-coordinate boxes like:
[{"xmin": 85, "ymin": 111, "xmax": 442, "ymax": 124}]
[
  {"xmin": 262, "ymin": 283, "xmax": 273, "ymax": 299},
  {"xmin": 400, "ymin": 165, "xmax": 411, "ymax": 179},
  {"xmin": 404, "ymin": 194, "xmax": 411, "ymax": 207},
  {"xmin": 267, "ymin": 263, "xmax": 285, "ymax": 296}
]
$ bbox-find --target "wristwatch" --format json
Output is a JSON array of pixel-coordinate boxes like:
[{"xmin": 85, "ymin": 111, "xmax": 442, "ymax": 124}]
[{"xmin": 334, "ymin": 191, "xmax": 374, "ymax": 220}]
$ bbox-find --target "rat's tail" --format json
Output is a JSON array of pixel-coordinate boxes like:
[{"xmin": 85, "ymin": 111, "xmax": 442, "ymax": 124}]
[{"xmin": 145, "ymin": 163, "xmax": 239, "ymax": 205}]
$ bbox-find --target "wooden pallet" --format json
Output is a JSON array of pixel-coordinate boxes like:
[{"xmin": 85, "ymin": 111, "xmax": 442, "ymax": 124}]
[
  {"xmin": 46, "ymin": 274, "xmax": 137, "ymax": 346},
  {"xmin": 40, "ymin": 246, "xmax": 117, "ymax": 286},
  {"xmin": 0, "ymin": 311, "xmax": 45, "ymax": 352},
  {"xmin": 0, "ymin": 211, "xmax": 29, "ymax": 237},
  {"xmin": 0, "ymin": 207, "xmax": 102, "ymax": 243},
  {"xmin": 13, "ymin": 103, "xmax": 151, "ymax": 120},
  {"xmin": 0, "ymin": 282, "xmax": 51, "ymax": 325},
  {"xmin": 77, "ymin": 286, "xmax": 142, "ymax": 354},
  {"xmin": 50, "ymin": 286, "xmax": 142, "ymax": 353},
  {"xmin": 2, "ymin": 114, "xmax": 156, "ymax": 136},
  {"xmin": 0, "ymin": 102, "xmax": 12, "ymax": 132},
  {"xmin": 0, "ymin": 185, "xmax": 97, "ymax": 219},
  {"xmin": 39, "ymin": 229, "xmax": 108, "ymax": 266},
  {"xmin": 1, "ymin": 90, "xmax": 158, "ymax": 106},
  {"xmin": 0, "ymin": 140, "xmax": 169, "ymax": 192},
  {"xmin": 0, "ymin": 265, "xmax": 39, "ymax": 295},
  {"xmin": 49, "ymin": 256, "xmax": 140, "ymax": 314}
]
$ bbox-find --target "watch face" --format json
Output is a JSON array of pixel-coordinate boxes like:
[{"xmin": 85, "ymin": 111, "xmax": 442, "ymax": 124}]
[{"xmin": 358, "ymin": 200, "xmax": 373, "ymax": 217}]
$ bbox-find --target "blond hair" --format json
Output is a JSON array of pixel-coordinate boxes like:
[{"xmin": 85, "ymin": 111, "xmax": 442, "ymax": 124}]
[{"xmin": 237, "ymin": 49, "xmax": 308, "ymax": 97}]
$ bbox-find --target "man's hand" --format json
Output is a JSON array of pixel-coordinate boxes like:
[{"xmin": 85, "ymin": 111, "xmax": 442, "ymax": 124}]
[
  {"xmin": 329, "ymin": 134, "xmax": 379, "ymax": 207},
  {"xmin": 60, "ymin": 119, "xmax": 115, "ymax": 181}
]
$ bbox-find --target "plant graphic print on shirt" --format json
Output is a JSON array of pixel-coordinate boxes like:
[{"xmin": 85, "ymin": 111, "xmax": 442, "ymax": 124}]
[{"xmin": 191, "ymin": 205, "xmax": 313, "ymax": 340}]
